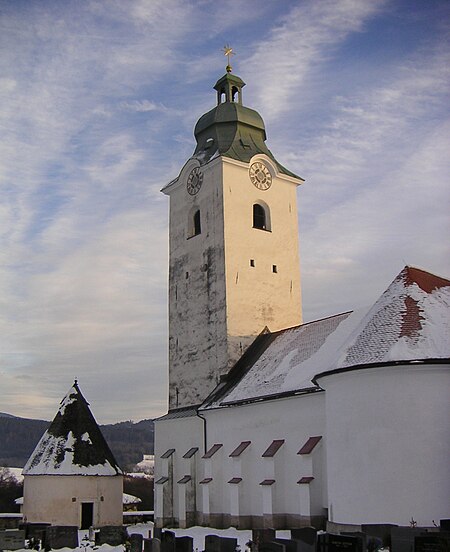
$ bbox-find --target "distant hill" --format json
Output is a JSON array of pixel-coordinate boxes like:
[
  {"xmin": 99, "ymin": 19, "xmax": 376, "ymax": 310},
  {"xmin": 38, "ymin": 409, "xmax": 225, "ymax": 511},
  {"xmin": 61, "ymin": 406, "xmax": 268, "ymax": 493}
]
[{"xmin": 0, "ymin": 414, "xmax": 154, "ymax": 471}]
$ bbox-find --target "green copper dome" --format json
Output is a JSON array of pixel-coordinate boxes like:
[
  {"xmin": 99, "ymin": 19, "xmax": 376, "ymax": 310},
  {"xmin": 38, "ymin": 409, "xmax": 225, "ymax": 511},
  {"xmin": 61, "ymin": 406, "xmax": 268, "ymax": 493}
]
[{"xmin": 192, "ymin": 72, "xmax": 299, "ymax": 179}]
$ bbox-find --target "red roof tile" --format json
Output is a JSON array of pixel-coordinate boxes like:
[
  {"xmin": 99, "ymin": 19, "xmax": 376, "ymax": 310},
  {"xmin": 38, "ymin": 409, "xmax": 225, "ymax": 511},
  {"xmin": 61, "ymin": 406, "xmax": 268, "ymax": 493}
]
[
  {"xmin": 199, "ymin": 477, "xmax": 212, "ymax": 484},
  {"xmin": 260, "ymin": 479, "xmax": 275, "ymax": 485},
  {"xmin": 177, "ymin": 475, "xmax": 192, "ymax": 484},
  {"xmin": 202, "ymin": 444, "xmax": 223, "ymax": 458},
  {"xmin": 228, "ymin": 477, "xmax": 243, "ymax": 484},
  {"xmin": 403, "ymin": 266, "xmax": 449, "ymax": 294},
  {"xmin": 298, "ymin": 436, "xmax": 322, "ymax": 455},
  {"xmin": 229, "ymin": 441, "xmax": 251, "ymax": 457},
  {"xmin": 297, "ymin": 476, "xmax": 314, "ymax": 484},
  {"xmin": 183, "ymin": 447, "xmax": 198, "ymax": 459},
  {"xmin": 262, "ymin": 439, "xmax": 285, "ymax": 457}
]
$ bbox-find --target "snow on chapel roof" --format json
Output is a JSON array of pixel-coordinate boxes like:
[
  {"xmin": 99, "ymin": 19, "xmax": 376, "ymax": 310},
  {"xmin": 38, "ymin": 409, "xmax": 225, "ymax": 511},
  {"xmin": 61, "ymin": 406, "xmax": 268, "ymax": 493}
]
[
  {"xmin": 204, "ymin": 266, "xmax": 450, "ymax": 408},
  {"xmin": 23, "ymin": 382, "xmax": 122, "ymax": 476}
]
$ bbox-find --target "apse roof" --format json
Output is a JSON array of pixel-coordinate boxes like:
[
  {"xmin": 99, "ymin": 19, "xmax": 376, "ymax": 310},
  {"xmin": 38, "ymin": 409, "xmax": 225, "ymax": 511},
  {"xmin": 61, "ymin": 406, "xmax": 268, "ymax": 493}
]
[
  {"xmin": 23, "ymin": 382, "xmax": 122, "ymax": 476},
  {"xmin": 315, "ymin": 265, "xmax": 450, "ymax": 379},
  {"xmin": 203, "ymin": 266, "xmax": 450, "ymax": 409}
]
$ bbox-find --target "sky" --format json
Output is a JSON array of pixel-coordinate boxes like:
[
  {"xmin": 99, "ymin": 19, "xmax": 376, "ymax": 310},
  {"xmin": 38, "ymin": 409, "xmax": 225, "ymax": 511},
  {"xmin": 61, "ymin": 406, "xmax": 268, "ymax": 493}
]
[{"xmin": 1, "ymin": 0, "xmax": 449, "ymax": 424}]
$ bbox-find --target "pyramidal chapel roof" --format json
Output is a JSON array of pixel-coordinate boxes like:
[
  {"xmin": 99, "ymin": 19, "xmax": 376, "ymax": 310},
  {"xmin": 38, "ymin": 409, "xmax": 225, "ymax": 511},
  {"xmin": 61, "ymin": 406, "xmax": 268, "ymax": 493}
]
[
  {"xmin": 23, "ymin": 382, "xmax": 122, "ymax": 476},
  {"xmin": 206, "ymin": 266, "xmax": 450, "ymax": 408}
]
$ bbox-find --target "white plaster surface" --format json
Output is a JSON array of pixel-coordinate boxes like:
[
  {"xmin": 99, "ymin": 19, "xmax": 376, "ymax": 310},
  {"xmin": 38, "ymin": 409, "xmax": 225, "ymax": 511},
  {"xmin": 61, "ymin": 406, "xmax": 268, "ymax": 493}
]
[
  {"xmin": 318, "ymin": 364, "xmax": 450, "ymax": 526},
  {"xmin": 164, "ymin": 154, "xmax": 302, "ymax": 409},
  {"xmin": 22, "ymin": 474, "xmax": 123, "ymax": 526}
]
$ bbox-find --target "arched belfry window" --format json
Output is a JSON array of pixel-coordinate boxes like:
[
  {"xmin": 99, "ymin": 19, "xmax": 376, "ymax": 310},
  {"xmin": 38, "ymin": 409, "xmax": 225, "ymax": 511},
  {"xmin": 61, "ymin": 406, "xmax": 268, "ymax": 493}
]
[
  {"xmin": 188, "ymin": 208, "xmax": 201, "ymax": 238},
  {"xmin": 253, "ymin": 202, "xmax": 271, "ymax": 231}
]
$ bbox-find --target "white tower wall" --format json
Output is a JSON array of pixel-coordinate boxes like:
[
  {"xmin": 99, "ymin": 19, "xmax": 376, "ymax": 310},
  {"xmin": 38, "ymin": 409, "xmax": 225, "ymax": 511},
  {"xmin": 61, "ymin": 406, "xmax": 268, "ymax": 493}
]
[{"xmin": 165, "ymin": 155, "xmax": 302, "ymax": 410}]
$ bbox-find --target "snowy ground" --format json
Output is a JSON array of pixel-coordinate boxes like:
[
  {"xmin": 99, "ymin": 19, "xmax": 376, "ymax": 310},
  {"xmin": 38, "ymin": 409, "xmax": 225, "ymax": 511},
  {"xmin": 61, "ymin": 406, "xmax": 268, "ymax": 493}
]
[
  {"xmin": 8, "ymin": 523, "xmax": 292, "ymax": 552},
  {"xmin": 129, "ymin": 523, "xmax": 292, "ymax": 550}
]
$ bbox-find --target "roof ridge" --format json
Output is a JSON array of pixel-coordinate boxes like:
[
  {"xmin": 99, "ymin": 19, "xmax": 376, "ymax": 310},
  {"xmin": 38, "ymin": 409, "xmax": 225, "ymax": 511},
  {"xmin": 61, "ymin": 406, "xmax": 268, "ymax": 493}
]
[{"xmin": 23, "ymin": 383, "xmax": 122, "ymax": 476}]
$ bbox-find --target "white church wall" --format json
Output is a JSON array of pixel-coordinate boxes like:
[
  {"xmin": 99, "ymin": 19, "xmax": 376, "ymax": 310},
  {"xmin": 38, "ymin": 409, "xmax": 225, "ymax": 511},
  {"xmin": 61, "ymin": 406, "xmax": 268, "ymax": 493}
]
[
  {"xmin": 318, "ymin": 363, "xmax": 450, "ymax": 527},
  {"xmin": 23, "ymin": 475, "xmax": 122, "ymax": 527},
  {"xmin": 202, "ymin": 391, "xmax": 326, "ymax": 528},
  {"xmin": 154, "ymin": 414, "xmax": 204, "ymax": 527}
]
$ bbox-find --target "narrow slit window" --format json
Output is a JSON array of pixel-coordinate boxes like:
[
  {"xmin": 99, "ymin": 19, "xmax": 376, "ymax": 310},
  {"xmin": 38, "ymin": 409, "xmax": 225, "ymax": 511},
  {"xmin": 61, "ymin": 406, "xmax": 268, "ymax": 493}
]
[
  {"xmin": 250, "ymin": 259, "xmax": 255, "ymax": 267},
  {"xmin": 193, "ymin": 209, "xmax": 201, "ymax": 235},
  {"xmin": 273, "ymin": 265, "xmax": 277, "ymax": 273}
]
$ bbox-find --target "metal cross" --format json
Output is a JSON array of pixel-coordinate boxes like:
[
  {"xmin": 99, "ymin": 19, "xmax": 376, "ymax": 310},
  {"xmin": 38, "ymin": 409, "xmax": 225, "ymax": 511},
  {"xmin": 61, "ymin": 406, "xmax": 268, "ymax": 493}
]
[{"xmin": 223, "ymin": 44, "xmax": 235, "ymax": 72}]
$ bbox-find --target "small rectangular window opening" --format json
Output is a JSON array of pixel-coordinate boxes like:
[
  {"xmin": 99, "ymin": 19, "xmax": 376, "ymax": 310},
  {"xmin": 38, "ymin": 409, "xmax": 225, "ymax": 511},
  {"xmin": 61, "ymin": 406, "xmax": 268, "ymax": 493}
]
[
  {"xmin": 272, "ymin": 265, "xmax": 277, "ymax": 273},
  {"xmin": 250, "ymin": 259, "xmax": 255, "ymax": 267},
  {"xmin": 185, "ymin": 272, "xmax": 189, "ymax": 279}
]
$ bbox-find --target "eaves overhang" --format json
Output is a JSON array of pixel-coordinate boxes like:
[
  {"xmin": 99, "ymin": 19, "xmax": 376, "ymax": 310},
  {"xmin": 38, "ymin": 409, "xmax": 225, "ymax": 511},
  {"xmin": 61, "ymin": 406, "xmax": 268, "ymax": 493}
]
[
  {"xmin": 201, "ymin": 386, "xmax": 323, "ymax": 411},
  {"xmin": 312, "ymin": 358, "xmax": 450, "ymax": 386}
]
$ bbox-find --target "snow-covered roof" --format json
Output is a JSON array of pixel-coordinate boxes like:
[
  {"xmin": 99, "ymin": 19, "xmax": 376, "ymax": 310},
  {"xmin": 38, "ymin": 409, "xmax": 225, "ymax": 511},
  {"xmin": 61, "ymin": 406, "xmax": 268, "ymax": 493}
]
[
  {"xmin": 329, "ymin": 266, "xmax": 450, "ymax": 370},
  {"xmin": 23, "ymin": 382, "xmax": 122, "ymax": 476},
  {"xmin": 123, "ymin": 493, "xmax": 142, "ymax": 505},
  {"xmin": 204, "ymin": 266, "xmax": 450, "ymax": 408}
]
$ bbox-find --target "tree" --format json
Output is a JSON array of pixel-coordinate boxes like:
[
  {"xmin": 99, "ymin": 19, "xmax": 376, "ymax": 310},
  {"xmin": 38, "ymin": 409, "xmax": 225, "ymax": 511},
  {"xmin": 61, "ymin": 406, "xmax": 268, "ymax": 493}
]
[{"xmin": 0, "ymin": 467, "xmax": 23, "ymax": 513}]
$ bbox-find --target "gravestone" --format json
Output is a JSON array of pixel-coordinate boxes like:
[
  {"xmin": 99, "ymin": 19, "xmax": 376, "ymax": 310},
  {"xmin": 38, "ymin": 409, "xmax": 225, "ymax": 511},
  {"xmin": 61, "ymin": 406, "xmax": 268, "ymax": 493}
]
[
  {"xmin": 317, "ymin": 533, "xmax": 364, "ymax": 552},
  {"xmin": 152, "ymin": 538, "xmax": 162, "ymax": 552},
  {"xmin": 258, "ymin": 542, "xmax": 286, "ymax": 552},
  {"xmin": 45, "ymin": 526, "xmax": 78, "ymax": 549},
  {"xmin": 0, "ymin": 529, "xmax": 26, "ymax": 551},
  {"xmin": 131, "ymin": 533, "xmax": 144, "ymax": 552},
  {"xmin": 176, "ymin": 536, "xmax": 194, "ymax": 552},
  {"xmin": 366, "ymin": 537, "xmax": 383, "ymax": 552},
  {"xmin": 253, "ymin": 530, "xmax": 276, "ymax": 550},
  {"xmin": 440, "ymin": 521, "xmax": 450, "ymax": 532},
  {"xmin": 391, "ymin": 527, "xmax": 424, "ymax": 552},
  {"xmin": 96, "ymin": 525, "xmax": 126, "ymax": 546},
  {"xmin": 415, "ymin": 533, "xmax": 450, "ymax": 552},
  {"xmin": 24, "ymin": 523, "xmax": 51, "ymax": 540},
  {"xmin": 204, "ymin": 534, "xmax": 238, "ymax": 552},
  {"xmin": 24, "ymin": 523, "xmax": 51, "ymax": 549},
  {"xmin": 361, "ymin": 526, "xmax": 397, "ymax": 549},
  {"xmin": 275, "ymin": 538, "xmax": 301, "ymax": 552},
  {"xmin": 342, "ymin": 532, "xmax": 367, "ymax": 552},
  {"xmin": 291, "ymin": 527, "xmax": 317, "ymax": 552},
  {"xmin": 161, "ymin": 530, "xmax": 176, "ymax": 552}
]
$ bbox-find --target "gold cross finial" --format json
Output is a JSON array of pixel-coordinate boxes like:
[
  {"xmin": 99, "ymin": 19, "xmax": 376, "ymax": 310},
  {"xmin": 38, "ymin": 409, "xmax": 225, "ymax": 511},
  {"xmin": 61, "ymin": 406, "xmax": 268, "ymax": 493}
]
[{"xmin": 223, "ymin": 44, "xmax": 235, "ymax": 73}]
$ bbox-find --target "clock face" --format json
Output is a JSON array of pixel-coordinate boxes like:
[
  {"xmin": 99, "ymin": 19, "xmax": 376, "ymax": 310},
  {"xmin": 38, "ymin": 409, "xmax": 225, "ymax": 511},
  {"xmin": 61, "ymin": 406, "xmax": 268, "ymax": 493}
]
[
  {"xmin": 187, "ymin": 167, "xmax": 203, "ymax": 195},
  {"xmin": 249, "ymin": 162, "xmax": 272, "ymax": 190}
]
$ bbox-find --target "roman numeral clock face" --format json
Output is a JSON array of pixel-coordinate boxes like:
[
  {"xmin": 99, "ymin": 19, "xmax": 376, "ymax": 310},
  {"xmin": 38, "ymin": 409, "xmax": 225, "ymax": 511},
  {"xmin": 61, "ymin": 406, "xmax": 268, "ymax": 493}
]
[
  {"xmin": 249, "ymin": 162, "xmax": 272, "ymax": 190},
  {"xmin": 186, "ymin": 167, "xmax": 203, "ymax": 195}
]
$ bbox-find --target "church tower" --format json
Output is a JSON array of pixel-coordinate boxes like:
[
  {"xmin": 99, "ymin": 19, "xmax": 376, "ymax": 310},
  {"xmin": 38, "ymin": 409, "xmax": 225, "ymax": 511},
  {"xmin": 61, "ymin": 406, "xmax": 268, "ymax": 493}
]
[{"xmin": 162, "ymin": 66, "xmax": 303, "ymax": 410}]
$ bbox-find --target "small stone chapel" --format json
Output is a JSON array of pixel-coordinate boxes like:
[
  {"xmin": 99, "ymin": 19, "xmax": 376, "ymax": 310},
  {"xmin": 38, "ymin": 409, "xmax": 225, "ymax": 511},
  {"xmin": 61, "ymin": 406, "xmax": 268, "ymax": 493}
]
[{"xmin": 23, "ymin": 381, "xmax": 123, "ymax": 528}]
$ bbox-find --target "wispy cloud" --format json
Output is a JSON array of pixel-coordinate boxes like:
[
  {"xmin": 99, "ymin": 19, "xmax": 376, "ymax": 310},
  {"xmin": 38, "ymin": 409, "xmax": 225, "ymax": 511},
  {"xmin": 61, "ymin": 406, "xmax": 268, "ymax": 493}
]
[
  {"xmin": 0, "ymin": 0, "xmax": 448, "ymax": 422},
  {"xmin": 244, "ymin": 0, "xmax": 388, "ymax": 119}
]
